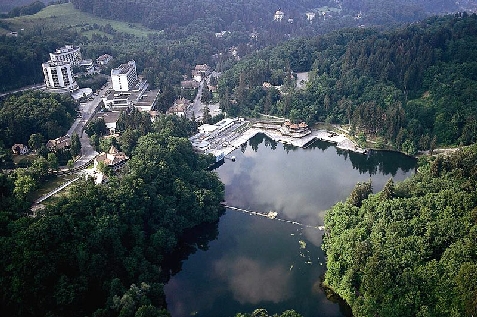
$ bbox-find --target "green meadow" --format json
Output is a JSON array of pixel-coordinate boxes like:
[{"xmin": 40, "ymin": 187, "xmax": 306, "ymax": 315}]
[{"xmin": 0, "ymin": 3, "xmax": 160, "ymax": 38}]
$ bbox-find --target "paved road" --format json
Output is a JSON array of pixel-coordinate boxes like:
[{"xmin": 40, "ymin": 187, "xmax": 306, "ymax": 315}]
[
  {"xmin": 186, "ymin": 78, "xmax": 222, "ymax": 121},
  {"xmin": 71, "ymin": 84, "xmax": 112, "ymax": 168},
  {"xmin": 0, "ymin": 83, "xmax": 45, "ymax": 98},
  {"xmin": 187, "ymin": 79, "xmax": 205, "ymax": 121}
]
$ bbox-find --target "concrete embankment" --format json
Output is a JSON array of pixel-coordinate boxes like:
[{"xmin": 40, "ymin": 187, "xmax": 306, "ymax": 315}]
[{"xmin": 223, "ymin": 126, "xmax": 365, "ymax": 158}]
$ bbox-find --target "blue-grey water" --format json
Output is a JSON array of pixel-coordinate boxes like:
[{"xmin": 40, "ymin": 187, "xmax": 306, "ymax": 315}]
[{"xmin": 165, "ymin": 134, "xmax": 416, "ymax": 317}]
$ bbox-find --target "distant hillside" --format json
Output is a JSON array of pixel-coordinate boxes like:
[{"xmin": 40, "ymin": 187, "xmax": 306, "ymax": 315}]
[
  {"xmin": 0, "ymin": 0, "xmax": 48, "ymax": 13},
  {"xmin": 218, "ymin": 13, "xmax": 477, "ymax": 151},
  {"xmin": 70, "ymin": 0, "xmax": 475, "ymax": 35}
]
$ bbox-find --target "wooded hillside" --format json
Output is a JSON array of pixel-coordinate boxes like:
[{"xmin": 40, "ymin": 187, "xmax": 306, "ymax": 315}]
[
  {"xmin": 0, "ymin": 116, "xmax": 224, "ymax": 317},
  {"xmin": 70, "ymin": 0, "xmax": 462, "ymax": 32},
  {"xmin": 322, "ymin": 145, "xmax": 477, "ymax": 317},
  {"xmin": 218, "ymin": 13, "xmax": 477, "ymax": 152}
]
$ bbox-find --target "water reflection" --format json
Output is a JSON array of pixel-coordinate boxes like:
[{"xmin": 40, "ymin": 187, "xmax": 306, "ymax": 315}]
[
  {"xmin": 162, "ymin": 221, "xmax": 220, "ymax": 280},
  {"xmin": 245, "ymin": 134, "xmax": 417, "ymax": 177},
  {"xmin": 214, "ymin": 256, "xmax": 292, "ymax": 304},
  {"xmin": 165, "ymin": 134, "xmax": 416, "ymax": 317}
]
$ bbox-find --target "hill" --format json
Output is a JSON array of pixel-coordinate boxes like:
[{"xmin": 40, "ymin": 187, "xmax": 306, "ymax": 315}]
[
  {"xmin": 323, "ymin": 145, "xmax": 477, "ymax": 317},
  {"xmin": 217, "ymin": 13, "xmax": 477, "ymax": 151},
  {"xmin": 0, "ymin": 3, "xmax": 169, "ymax": 92},
  {"xmin": 0, "ymin": 0, "xmax": 48, "ymax": 14},
  {"xmin": 0, "ymin": 3, "xmax": 158, "ymax": 37},
  {"xmin": 69, "ymin": 0, "xmax": 476, "ymax": 39}
]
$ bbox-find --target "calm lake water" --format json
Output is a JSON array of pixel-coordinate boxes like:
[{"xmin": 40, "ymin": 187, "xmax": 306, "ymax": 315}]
[{"xmin": 164, "ymin": 134, "xmax": 416, "ymax": 317}]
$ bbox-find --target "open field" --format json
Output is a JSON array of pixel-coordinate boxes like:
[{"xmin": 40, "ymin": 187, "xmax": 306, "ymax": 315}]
[{"xmin": 0, "ymin": 3, "xmax": 160, "ymax": 37}]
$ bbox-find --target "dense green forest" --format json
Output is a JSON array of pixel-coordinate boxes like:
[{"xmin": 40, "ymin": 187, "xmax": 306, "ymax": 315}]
[
  {"xmin": 0, "ymin": 115, "xmax": 225, "ymax": 316},
  {"xmin": 0, "ymin": 91, "xmax": 77, "ymax": 147},
  {"xmin": 69, "ymin": 0, "xmax": 462, "ymax": 34},
  {"xmin": 0, "ymin": 0, "xmax": 48, "ymax": 13},
  {"xmin": 218, "ymin": 13, "xmax": 477, "ymax": 152},
  {"xmin": 322, "ymin": 145, "xmax": 477, "ymax": 317}
]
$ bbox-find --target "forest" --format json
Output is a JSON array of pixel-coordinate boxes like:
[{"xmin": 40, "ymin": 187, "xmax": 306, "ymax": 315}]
[
  {"xmin": 218, "ymin": 13, "xmax": 477, "ymax": 153},
  {"xmin": 0, "ymin": 115, "xmax": 225, "ymax": 316},
  {"xmin": 69, "ymin": 0, "xmax": 463, "ymax": 34},
  {"xmin": 1, "ymin": 1, "xmax": 477, "ymax": 316},
  {"xmin": 322, "ymin": 145, "xmax": 477, "ymax": 317},
  {"xmin": 0, "ymin": 91, "xmax": 77, "ymax": 148}
]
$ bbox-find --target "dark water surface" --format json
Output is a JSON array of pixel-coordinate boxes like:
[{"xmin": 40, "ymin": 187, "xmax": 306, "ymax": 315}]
[{"xmin": 165, "ymin": 134, "xmax": 416, "ymax": 317}]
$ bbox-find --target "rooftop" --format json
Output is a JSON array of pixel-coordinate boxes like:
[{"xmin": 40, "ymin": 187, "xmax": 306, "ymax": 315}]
[{"xmin": 111, "ymin": 60, "xmax": 136, "ymax": 75}]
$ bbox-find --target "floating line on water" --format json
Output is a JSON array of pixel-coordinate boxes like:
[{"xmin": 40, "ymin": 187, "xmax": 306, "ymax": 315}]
[{"xmin": 222, "ymin": 205, "xmax": 325, "ymax": 231}]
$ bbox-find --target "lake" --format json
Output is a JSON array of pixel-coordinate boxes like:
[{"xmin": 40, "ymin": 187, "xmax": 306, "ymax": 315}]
[{"xmin": 164, "ymin": 134, "xmax": 416, "ymax": 317}]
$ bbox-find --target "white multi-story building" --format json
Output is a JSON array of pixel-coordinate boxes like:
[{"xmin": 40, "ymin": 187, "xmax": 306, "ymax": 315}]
[
  {"xmin": 42, "ymin": 61, "xmax": 78, "ymax": 91},
  {"xmin": 49, "ymin": 45, "xmax": 82, "ymax": 66},
  {"xmin": 111, "ymin": 60, "xmax": 139, "ymax": 92}
]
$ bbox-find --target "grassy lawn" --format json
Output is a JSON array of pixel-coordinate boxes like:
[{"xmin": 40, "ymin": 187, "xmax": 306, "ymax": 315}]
[{"xmin": 0, "ymin": 3, "xmax": 160, "ymax": 37}]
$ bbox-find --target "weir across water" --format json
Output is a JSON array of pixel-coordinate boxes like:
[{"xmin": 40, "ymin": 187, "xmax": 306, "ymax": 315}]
[{"xmin": 222, "ymin": 204, "xmax": 325, "ymax": 231}]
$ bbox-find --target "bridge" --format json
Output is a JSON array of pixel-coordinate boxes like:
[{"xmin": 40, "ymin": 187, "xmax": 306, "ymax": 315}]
[{"xmin": 221, "ymin": 204, "xmax": 325, "ymax": 231}]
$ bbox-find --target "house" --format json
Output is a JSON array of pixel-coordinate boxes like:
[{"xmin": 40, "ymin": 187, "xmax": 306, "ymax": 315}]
[
  {"xmin": 94, "ymin": 146, "xmax": 129, "ymax": 171},
  {"xmin": 192, "ymin": 64, "xmax": 211, "ymax": 82},
  {"xmin": 167, "ymin": 98, "xmax": 190, "ymax": 117},
  {"xmin": 11, "ymin": 144, "xmax": 29, "ymax": 155},
  {"xmin": 97, "ymin": 111, "xmax": 121, "ymax": 134},
  {"xmin": 46, "ymin": 136, "xmax": 71, "ymax": 151},
  {"xmin": 280, "ymin": 120, "xmax": 311, "ymax": 137},
  {"xmin": 181, "ymin": 80, "xmax": 200, "ymax": 90},
  {"xmin": 274, "ymin": 10, "xmax": 284, "ymax": 21},
  {"xmin": 306, "ymin": 12, "xmax": 316, "ymax": 22},
  {"xmin": 97, "ymin": 54, "xmax": 113, "ymax": 66}
]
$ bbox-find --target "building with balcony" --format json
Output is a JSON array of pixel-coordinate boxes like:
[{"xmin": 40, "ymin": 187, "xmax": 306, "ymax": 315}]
[
  {"xmin": 42, "ymin": 61, "xmax": 78, "ymax": 91},
  {"xmin": 49, "ymin": 45, "xmax": 82, "ymax": 66},
  {"xmin": 111, "ymin": 60, "xmax": 139, "ymax": 92}
]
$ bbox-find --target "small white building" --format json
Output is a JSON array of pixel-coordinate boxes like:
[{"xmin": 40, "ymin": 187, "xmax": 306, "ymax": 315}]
[
  {"xmin": 306, "ymin": 12, "xmax": 316, "ymax": 22},
  {"xmin": 192, "ymin": 64, "xmax": 210, "ymax": 82},
  {"xmin": 49, "ymin": 45, "xmax": 82, "ymax": 66},
  {"xmin": 274, "ymin": 10, "xmax": 284, "ymax": 21},
  {"xmin": 42, "ymin": 61, "xmax": 78, "ymax": 91},
  {"xmin": 111, "ymin": 60, "xmax": 139, "ymax": 92}
]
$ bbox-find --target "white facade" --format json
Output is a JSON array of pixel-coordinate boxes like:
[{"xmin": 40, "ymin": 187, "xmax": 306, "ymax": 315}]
[
  {"xmin": 111, "ymin": 60, "xmax": 138, "ymax": 92},
  {"xmin": 42, "ymin": 61, "xmax": 78, "ymax": 91},
  {"xmin": 49, "ymin": 45, "xmax": 82, "ymax": 66},
  {"xmin": 274, "ymin": 10, "xmax": 284, "ymax": 21}
]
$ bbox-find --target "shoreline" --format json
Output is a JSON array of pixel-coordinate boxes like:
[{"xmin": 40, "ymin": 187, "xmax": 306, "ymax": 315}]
[{"xmin": 220, "ymin": 125, "xmax": 366, "ymax": 158}]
